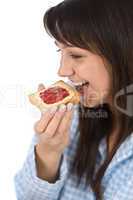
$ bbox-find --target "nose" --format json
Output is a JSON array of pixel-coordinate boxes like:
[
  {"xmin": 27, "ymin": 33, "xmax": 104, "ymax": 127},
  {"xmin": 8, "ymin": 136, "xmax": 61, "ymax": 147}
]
[{"xmin": 57, "ymin": 56, "xmax": 74, "ymax": 77}]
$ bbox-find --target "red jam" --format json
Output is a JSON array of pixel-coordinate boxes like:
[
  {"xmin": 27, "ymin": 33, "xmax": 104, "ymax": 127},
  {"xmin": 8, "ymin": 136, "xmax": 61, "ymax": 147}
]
[{"xmin": 39, "ymin": 86, "xmax": 69, "ymax": 104}]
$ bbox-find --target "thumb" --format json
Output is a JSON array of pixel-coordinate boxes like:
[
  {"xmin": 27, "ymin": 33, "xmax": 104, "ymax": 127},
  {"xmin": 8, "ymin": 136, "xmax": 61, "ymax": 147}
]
[{"xmin": 38, "ymin": 83, "xmax": 45, "ymax": 92}]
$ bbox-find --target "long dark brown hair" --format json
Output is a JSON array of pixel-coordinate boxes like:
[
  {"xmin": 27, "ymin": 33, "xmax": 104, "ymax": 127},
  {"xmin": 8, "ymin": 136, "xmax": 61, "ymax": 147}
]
[{"xmin": 43, "ymin": 0, "xmax": 133, "ymax": 199}]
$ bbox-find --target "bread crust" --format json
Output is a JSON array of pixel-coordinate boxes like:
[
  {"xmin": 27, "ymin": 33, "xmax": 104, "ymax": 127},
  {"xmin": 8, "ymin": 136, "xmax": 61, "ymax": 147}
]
[{"xmin": 28, "ymin": 80, "xmax": 80, "ymax": 111}]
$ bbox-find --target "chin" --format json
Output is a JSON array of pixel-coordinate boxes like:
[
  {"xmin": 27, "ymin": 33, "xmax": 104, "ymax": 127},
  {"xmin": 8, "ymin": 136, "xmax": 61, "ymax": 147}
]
[
  {"xmin": 82, "ymin": 99, "xmax": 100, "ymax": 108},
  {"xmin": 82, "ymin": 99, "xmax": 108, "ymax": 109}
]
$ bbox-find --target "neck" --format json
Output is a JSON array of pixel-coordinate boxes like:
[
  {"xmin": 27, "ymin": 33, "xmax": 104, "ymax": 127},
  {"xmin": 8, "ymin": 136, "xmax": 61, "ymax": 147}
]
[{"xmin": 106, "ymin": 124, "xmax": 120, "ymax": 155}]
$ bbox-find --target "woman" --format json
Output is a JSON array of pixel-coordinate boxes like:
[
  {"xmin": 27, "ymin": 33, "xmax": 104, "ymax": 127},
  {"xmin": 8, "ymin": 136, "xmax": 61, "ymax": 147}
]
[{"xmin": 15, "ymin": 0, "xmax": 133, "ymax": 199}]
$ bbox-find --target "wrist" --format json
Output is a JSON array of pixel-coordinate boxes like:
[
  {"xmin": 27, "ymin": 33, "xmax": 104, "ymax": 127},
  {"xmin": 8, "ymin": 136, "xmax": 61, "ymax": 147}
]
[
  {"xmin": 35, "ymin": 145, "xmax": 62, "ymax": 182},
  {"xmin": 35, "ymin": 144, "xmax": 62, "ymax": 166}
]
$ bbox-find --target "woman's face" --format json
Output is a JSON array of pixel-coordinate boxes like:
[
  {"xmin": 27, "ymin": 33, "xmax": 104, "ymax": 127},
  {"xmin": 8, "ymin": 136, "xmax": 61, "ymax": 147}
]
[{"xmin": 56, "ymin": 41, "xmax": 112, "ymax": 108}]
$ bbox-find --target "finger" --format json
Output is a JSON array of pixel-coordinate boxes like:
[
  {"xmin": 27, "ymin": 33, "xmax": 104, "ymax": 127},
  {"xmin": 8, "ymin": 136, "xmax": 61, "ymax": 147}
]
[
  {"xmin": 42, "ymin": 104, "xmax": 67, "ymax": 139},
  {"xmin": 56, "ymin": 103, "xmax": 74, "ymax": 136},
  {"xmin": 38, "ymin": 83, "xmax": 45, "ymax": 92},
  {"xmin": 34, "ymin": 106, "xmax": 58, "ymax": 134}
]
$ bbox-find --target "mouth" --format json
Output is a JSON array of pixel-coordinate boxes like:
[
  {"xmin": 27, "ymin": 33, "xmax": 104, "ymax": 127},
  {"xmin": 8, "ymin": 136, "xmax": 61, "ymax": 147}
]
[
  {"xmin": 67, "ymin": 79, "xmax": 90, "ymax": 106},
  {"xmin": 74, "ymin": 81, "xmax": 89, "ymax": 95},
  {"xmin": 67, "ymin": 79, "xmax": 89, "ymax": 95}
]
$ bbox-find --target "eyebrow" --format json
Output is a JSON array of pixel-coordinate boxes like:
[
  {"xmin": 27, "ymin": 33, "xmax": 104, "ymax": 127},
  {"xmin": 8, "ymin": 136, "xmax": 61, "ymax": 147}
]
[{"xmin": 54, "ymin": 40, "xmax": 75, "ymax": 48}]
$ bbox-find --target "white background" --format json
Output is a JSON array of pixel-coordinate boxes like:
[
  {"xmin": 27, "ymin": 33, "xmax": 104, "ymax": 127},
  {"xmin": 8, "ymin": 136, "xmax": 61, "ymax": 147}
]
[{"xmin": 0, "ymin": 0, "xmax": 63, "ymax": 199}]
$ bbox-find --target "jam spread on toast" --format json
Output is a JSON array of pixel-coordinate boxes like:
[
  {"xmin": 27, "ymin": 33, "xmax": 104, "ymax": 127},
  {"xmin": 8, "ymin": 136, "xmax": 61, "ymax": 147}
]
[{"xmin": 39, "ymin": 86, "xmax": 69, "ymax": 104}]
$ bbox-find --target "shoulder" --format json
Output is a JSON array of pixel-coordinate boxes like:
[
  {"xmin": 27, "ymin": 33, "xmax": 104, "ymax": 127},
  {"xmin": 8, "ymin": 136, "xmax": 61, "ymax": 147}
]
[
  {"xmin": 103, "ymin": 133, "xmax": 133, "ymax": 200},
  {"xmin": 107, "ymin": 132, "xmax": 133, "ymax": 171}
]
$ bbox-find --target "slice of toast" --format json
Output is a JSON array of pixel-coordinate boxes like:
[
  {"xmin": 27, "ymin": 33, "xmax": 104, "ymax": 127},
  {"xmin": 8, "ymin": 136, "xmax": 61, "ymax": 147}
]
[{"xmin": 28, "ymin": 80, "xmax": 80, "ymax": 111}]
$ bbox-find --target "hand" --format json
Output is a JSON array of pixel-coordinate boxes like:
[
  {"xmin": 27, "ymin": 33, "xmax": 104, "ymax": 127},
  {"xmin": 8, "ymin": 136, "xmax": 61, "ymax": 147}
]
[{"xmin": 34, "ymin": 83, "xmax": 74, "ymax": 181}]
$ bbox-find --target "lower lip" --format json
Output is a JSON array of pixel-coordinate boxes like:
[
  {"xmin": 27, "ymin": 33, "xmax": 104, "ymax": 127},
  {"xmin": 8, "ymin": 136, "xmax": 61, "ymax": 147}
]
[
  {"xmin": 75, "ymin": 84, "xmax": 89, "ymax": 105},
  {"xmin": 81, "ymin": 85, "xmax": 90, "ymax": 106},
  {"xmin": 77, "ymin": 84, "xmax": 89, "ymax": 96}
]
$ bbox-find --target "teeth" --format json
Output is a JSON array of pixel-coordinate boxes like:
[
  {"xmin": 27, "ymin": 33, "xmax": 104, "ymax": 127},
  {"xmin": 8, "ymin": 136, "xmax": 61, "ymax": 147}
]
[
  {"xmin": 73, "ymin": 82, "xmax": 84, "ymax": 86},
  {"xmin": 74, "ymin": 81, "xmax": 89, "ymax": 87},
  {"xmin": 68, "ymin": 80, "xmax": 87, "ymax": 87}
]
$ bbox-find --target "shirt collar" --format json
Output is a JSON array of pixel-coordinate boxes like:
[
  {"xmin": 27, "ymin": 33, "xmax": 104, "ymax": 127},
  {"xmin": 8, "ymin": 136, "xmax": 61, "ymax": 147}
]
[
  {"xmin": 98, "ymin": 137, "xmax": 107, "ymax": 161},
  {"xmin": 98, "ymin": 132, "xmax": 133, "ymax": 173}
]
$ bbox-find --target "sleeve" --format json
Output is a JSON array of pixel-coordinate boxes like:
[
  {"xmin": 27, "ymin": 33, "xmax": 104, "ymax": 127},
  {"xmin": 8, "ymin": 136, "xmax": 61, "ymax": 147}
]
[
  {"xmin": 14, "ymin": 105, "xmax": 79, "ymax": 200},
  {"xmin": 14, "ymin": 134, "xmax": 68, "ymax": 200}
]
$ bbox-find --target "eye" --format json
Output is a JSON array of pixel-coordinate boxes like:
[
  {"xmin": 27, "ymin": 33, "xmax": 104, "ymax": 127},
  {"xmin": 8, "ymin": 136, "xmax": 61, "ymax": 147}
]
[
  {"xmin": 70, "ymin": 54, "xmax": 83, "ymax": 59},
  {"xmin": 56, "ymin": 49, "xmax": 61, "ymax": 52}
]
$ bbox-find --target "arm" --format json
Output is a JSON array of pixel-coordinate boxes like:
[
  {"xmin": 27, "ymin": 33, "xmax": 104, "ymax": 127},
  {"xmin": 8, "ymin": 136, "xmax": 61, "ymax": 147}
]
[
  {"xmin": 14, "ymin": 134, "xmax": 68, "ymax": 200},
  {"xmin": 14, "ymin": 83, "xmax": 78, "ymax": 200}
]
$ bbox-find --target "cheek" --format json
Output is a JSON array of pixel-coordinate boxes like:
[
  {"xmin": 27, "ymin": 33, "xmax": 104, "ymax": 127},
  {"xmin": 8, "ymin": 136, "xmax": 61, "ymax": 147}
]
[
  {"xmin": 78, "ymin": 62, "xmax": 111, "ymax": 98},
  {"xmin": 90, "ymin": 71, "xmax": 111, "ymax": 104},
  {"xmin": 93, "ymin": 68, "xmax": 110, "ymax": 91}
]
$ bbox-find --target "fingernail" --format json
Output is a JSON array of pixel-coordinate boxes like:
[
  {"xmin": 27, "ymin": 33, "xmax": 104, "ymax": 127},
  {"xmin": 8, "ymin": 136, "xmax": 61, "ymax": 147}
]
[
  {"xmin": 67, "ymin": 103, "xmax": 73, "ymax": 111},
  {"xmin": 59, "ymin": 104, "xmax": 66, "ymax": 112},
  {"xmin": 50, "ymin": 106, "xmax": 58, "ymax": 113}
]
